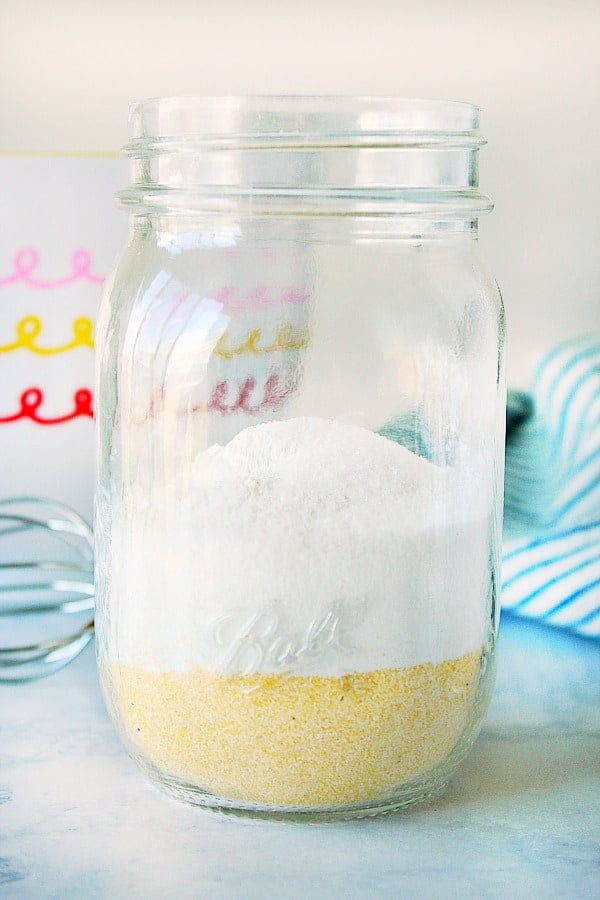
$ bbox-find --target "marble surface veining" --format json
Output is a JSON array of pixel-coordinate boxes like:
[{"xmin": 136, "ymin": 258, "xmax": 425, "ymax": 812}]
[{"xmin": 1, "ymin": 616, "xmax": 599, "ymax": 899}]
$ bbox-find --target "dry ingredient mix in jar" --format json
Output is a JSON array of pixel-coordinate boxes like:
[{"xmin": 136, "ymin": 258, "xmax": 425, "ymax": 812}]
[
  {"xmin": 109, "ymin": 416, "xmax": 491, "ymax": 807},
  {"xmin": 96, "ymin": 96, "xmax": 503, "ymax": 817}
]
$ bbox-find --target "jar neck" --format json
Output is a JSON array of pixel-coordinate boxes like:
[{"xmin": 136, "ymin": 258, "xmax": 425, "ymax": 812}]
[
  {"xmin": 131, "ymin": 213, "xmax": 480, "ymax": 246},
  {"xmin": 118, "ymin": 97, "xmax": 493, "ymax": 221}
]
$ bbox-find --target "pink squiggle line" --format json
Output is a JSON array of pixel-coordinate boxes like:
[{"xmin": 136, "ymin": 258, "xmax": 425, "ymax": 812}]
[
  {"xmin": 215, "ymin": 284, "xmax": 309, "ymax": 314},
  {"xmin": 0, "ymin": 248, "xmax": 105, "ymax": 290}
]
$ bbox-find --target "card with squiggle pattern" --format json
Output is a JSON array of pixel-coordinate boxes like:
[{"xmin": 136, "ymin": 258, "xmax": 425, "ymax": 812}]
[{"xmin": 0, "ymin": 154, "xmax": 127, "ymax": 519}]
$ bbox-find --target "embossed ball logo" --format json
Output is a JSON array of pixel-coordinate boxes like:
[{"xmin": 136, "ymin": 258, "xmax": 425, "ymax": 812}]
[{"xmin": 211, "ymin": 603, "xmax": 350, "ymax": 675}]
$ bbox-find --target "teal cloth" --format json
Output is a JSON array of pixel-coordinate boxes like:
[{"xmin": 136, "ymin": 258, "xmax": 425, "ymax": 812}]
[{"xmin": 502, "ymin": 336, "xmax": 600, "ymax": 639}]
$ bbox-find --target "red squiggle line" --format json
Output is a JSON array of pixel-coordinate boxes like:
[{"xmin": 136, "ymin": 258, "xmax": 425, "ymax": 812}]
[
  {"xmin": 0, "ymin": 248, "xmax": 104, "ymax": 289},
  {"xmin": 0, "ymin": 388, "xmax": 94, "ymax": 425},
  {"xmin": 0, "ymin": 373, "xmax": 296, "ymax": 425},
  {"xmin": 206, "ymin": 372, "xmax": 295, "ymax": 414},
  {"xmin": 140, "ymin": 372, "xmax": 297, "ymax": 422}
]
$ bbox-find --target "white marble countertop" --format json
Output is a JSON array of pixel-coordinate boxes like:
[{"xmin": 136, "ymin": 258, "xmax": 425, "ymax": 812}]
[{"xmin": 2, "ymin": 615, "xmax": 598, "ymax": 899}]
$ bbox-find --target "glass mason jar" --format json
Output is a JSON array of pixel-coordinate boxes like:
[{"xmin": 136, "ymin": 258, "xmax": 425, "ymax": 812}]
[{"xmin": 95, "ymin": 96, "xmax": 505, "ymax": 820}]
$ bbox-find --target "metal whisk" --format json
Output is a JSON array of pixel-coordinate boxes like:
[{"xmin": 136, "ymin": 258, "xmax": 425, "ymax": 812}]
[{"xmin": 0, "ymin": 497, "xmax": 94, "ymax": 682}]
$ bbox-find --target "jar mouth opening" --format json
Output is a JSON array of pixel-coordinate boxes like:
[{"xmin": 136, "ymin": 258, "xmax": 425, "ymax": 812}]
[{"xmin": 125, "ymin": 95, "xmax": 485, "ymax": 153}]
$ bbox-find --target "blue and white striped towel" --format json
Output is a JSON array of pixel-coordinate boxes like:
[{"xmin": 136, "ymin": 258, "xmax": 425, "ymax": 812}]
[{"xmin": 502, "ymin": 336, "xmax": 600, "ymax": 639}]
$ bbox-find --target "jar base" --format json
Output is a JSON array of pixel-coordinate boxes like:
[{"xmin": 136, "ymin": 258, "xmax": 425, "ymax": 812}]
[{"xmin": 138, "ymin": 755, "xmax": 456, "ymax": 822}]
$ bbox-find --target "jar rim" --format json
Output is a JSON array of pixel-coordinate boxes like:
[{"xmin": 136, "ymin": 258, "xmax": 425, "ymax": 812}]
[
  {"xmin": 121, "ymin": 96, "xmax": 492, "ymax": 218},
  {"xmin": 125, "ymin": 95, "xmax": 484, "ymax": 153}
]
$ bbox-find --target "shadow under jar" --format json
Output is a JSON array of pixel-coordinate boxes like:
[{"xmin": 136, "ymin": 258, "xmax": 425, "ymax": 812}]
[{"xmin": 95, "ymin": 96, "xmax": 505, "ymax": 820}]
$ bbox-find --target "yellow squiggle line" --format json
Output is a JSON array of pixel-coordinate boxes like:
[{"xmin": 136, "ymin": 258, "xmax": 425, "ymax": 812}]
[
  {"xmin": 1, "ymin": 317, "xmax": 306, "ymax": 358},
  {"xmin": 0, "ymin": 315, "xmax": 94, "ymax": 355},
  {"xmin": 216, "ymin": 324, "xmax": 309, "ymax": 359}
]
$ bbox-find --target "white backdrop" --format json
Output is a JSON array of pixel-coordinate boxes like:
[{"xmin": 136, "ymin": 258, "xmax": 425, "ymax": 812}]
[
  {"xmin": 0, "ymin": 0, "xmax": 599, "ymax": 519},
  {"xmin": 1, "ymin": 0, "xmax": 599, "ymax": 384}
]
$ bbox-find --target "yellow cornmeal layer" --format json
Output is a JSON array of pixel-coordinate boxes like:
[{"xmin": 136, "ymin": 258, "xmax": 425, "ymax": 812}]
[{"xmin": 112, "ymin": 650, "xmax": 481, "ymax": 808}]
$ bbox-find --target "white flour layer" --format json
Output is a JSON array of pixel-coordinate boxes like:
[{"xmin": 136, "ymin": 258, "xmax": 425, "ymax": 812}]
[{"xmin": 106, "ymin": 417, "xmax": 492, "ymax": 675}]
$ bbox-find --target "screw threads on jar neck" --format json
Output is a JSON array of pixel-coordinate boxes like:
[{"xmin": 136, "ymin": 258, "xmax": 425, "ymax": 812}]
[{"xmin": 118, "ymin": 96, "xmax": 493, "ymax": 218}]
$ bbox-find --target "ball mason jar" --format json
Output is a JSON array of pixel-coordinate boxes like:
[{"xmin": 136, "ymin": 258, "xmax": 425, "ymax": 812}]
[{"xmin": 95, "ymin": 96, "xmax": 505, "ymax": 819}]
